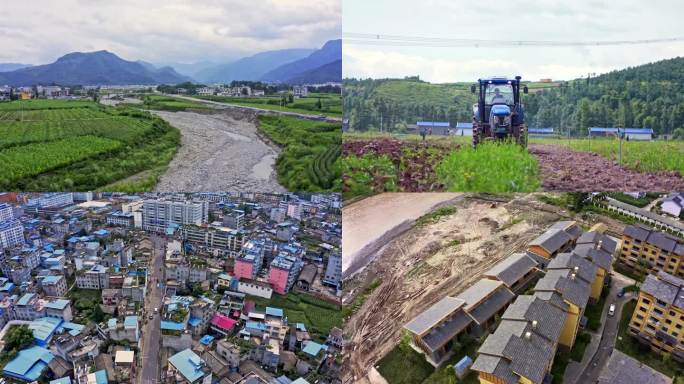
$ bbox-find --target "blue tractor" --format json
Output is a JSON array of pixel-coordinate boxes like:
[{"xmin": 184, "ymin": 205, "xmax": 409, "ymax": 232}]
[{"xmin": 470, "ymin": 76, "xmax": 528, "ymax": 147}]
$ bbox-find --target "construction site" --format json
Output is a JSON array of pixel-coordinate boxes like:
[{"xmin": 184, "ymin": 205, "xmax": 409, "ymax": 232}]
[{"xmin": 341, "ymin": 193, "xmax": 627, "ymax": 383}]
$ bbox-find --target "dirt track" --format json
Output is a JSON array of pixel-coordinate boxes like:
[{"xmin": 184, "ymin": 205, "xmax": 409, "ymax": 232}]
[
  {"xmin": 152, "ymin": 110, "xmax": 285, "ymax": 192},
  {"xmin": 342, "ymin": 194, "xmax": 572, "ymax": 382},
  {"xmin": 342, "ymin": 193, "xmax": 462, "ymax": 278},
  {"xmin": 529, "ymin": 144, "xmax": 684, "ymax": 191}
]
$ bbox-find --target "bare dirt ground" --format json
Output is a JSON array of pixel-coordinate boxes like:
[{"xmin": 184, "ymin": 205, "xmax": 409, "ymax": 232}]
[
  {"xmin": 152, "ymin": 110, "xmax": 285, "ymax": 192},
  {"xmin": 529, "ymin": 144, "xmax": 684, "ymax": 191},
  {"xmin": 342, "ymin": 193, "xmax": 630, "ymax": 383},
  {"xmin": 342, "ymin": 193, "xmax": 462, "ymax": 278}
]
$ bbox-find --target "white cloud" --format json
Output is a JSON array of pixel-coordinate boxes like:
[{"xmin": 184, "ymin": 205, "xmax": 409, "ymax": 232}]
[
  {"xmin": 343, "ymin": 0, "xmax": 684, "ymax": 81},
  {"xmin": 0, "ymin": 0, "xmax": 341, "ymax": 64}
]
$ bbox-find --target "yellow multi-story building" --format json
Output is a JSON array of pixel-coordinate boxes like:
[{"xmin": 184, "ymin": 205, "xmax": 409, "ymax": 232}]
[
  {"xmin": 526, "ymin": 221, "xmax": 582, "ymax": 267},
  {"xmin": 619, "ymin": 224, "xmax": 684, "ymax": 278},
  {"xmin": 533, "ymin": 268, "xmax": 591, "ymax": 350},
  {"xmin": 572, "ymin": 231, "xmax": 616, "ymax": 301},
  {"xmin": 628, "ymin": 271, "xmax": 684, "ymax": 363},
  {"xmin": 472, "ymin": 295, "xmax": 566, "ymax": 384}
]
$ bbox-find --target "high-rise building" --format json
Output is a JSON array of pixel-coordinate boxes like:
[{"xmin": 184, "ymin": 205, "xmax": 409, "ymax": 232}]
[
  {"xmin": 142, "ymin": 199, "xmax": 208, "ymax": 232},
  {"xmin": 0, "ymin": 203, "xmax": 13, "ymax": 222},
  {"xmin": 0, "ymin": 219, "xmax": 24, "ymax": 249}
]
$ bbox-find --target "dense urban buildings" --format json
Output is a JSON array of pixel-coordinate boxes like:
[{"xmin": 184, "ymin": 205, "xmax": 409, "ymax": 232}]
[{"xmin": 0, "ymin": 192, "xmax": 341, "ymax": 384}]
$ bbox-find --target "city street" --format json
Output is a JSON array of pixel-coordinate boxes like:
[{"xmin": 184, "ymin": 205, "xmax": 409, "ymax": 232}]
[{"xmin": 138, "ymin": 235, "xmax": 166, "ymax": 384}]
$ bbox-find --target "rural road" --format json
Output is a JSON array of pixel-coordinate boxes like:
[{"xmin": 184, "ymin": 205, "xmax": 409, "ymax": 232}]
[
  {"xmin": 342, "ymin": 192, "xmax": 462, "ymax": 278},
  {"xmin": 138, "ymin": 235, "xmax": 165, "ymax": 384},
  {"xmin": 152, "ymin": 110, "xmax": 285, "ymax": 192},
  {"xmin": 166, "ymin": 94, "xmax": 342, "ymax": 123}
]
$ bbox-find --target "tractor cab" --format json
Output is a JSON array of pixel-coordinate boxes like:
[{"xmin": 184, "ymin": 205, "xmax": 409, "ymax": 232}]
[{"xmin": 470, "ymin": 76, "xmax": 529, "ymax": 147}]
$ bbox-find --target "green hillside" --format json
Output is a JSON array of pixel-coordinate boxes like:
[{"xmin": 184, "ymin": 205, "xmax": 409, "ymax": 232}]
[{"xmin": 344, "ymin": 57, "xmax": 684, "ymax": 138}]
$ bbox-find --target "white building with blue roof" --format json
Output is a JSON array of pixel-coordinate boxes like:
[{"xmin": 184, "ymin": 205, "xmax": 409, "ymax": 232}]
[
  {"xmin": 0, "ymin": 219, "xmax": 24, "ymax": 249},
  {"xmin": 167, "ymin": 348, "xmax": 212, "ymax": 383}
]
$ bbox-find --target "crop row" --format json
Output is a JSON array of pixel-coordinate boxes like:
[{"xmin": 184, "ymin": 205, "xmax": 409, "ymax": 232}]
[
  {"xmin": 0, "ymin": 136, "xmax": 123, "ymax": 187},
  {"xmin": 308, "ymin": 144, "xmax": 340, "ymax": 189},
  {"xmin": 0, "ymin": 117, "xmax": 154, "ymax": 148},
  {"xmin": 0, "ymin": 107, "xmax": 110, "ymax": 121},
  {"xmin": 0, "ymin": 100, "xmax": 97, "ymax": 110}
]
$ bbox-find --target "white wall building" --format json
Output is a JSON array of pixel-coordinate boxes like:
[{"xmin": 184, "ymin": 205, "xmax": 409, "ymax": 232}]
[
  {"xmin": 143, "ymin": 199, "xmax": 208, "ymax": 232},
  {"xmin": 0, "ymin": 219, "xmax": 24, "ymax": 249}
]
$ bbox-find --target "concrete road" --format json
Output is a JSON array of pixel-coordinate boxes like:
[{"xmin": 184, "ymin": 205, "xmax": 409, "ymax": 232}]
[
  {"xmin": 573, "ymin": 272, "xmax": 636, "ymax": 384},
  {"xmin": 165, "ymin": 94, "xmax": 342, "ymax": 123},
  {"xmin": 138, "ymin": 235, "xmax": 166, "ymax": 384}
]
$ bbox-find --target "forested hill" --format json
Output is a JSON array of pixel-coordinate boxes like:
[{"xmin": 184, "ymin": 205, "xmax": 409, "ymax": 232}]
[
  {"xmin": 343, "ymin": 76, "xmax": 475, "ymax": 132},
  {"xmin": 525, "ymin": 56, "xmax": 684, "ymax": 136},
  {"xmin": 344, "ymin": 57, "xmax": 684, "ymax": 137}
]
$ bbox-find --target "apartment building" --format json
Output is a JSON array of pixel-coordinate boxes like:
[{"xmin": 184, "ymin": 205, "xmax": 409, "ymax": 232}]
[
  {"xmin": 573, "ymin": 231, "xmax": 616, "ymax": 300},
  {"xmin": 76, "ymin": 265, "xmax": 109, "ymax": 290},
  {"xmin": 181, "ymin": 224, "xmax": 245, "ymax": 257},
  {"xmin": 41, "ymin": 275, "xmax": 67, "ymax": 297},
  {"xmin": 628, "ymin": 271, "xmax": 684, "ymax": 362},
  {"xmin": 268, "ymin": 254, "xmax": 304, "ymax": 295},
  {"xmin": 0, "ymin": 219, "xmax": 24, "ymax": 249},
  {"xmin": 106, "ymin": 211, "xmax": 135, "ymax": 227},
  {"xmin": 323, "ymin": 252, "xmax": 342, "ymax": 289},
  {"xmin": 27, "ymin": 193, "xmax": 74, "ymax": 208},
  {"xmin": 619, "ymin": 224, "xmax": 684, "ymax": 278},
  {"xmin": 0, "ymin": 203, "xmax": 14, "ymax": 222},
  {"xmin": 546, "ymin": 253, "xmax": 600, "ymax": 303},
  {"xmin": 234, "ymin": 240, "xmax": 265, "ymax": 280},
  {"xmin": 143, "ymin": 199, "xmax": 208, "ymax": 232}
]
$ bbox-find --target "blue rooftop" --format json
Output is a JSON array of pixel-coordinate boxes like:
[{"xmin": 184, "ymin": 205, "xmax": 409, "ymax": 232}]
[
  {"xmin": 124, "ymin": 316, "xmax": 138, "ymax": 328},
  {"xmin": 168, "ymin": 349, "xmax": 206, "ymax": 383},
  {"xmin": 41, "ymin": 275, "xmax": 63, "ymax": 285},
  {"xmin": 60, "ymin": 322, "xmax": 85, "ymax": 336},
  {"xmin": 30, "ymin": 317, "xmax": 63, "ymax": 345},
  {"xmin": 588, "ymin": 127, "xmax": 653, "ymax": 134},
  {"xmin": 417, "ymin": 121, "xmax": 450, "ymax": 127},
  {"xmin": 188, "ymin": 317, "xmax": 202, "ymax": 327},
  {"xmin": 302, "ymin": 341, "xmax": 328, "ymax": 357},
  {"xmin": 92, "ymin": 369, "xmax": 108, "ymax": 384},
  {"xmin": 93, "ymin": 229, "xmax": 109, "ymax": 236},
  {"xmin": 17, "ymin": 293, "xmax": 35, "ymax": 306},
  {"xmin": 3, "ymin": 346, "xmax": 54, "ymax": 382},
  {"xmin": 455, "ymin": 122, "xmax": 473, "ymax": 129},
  {"xmin": 160, "ymin": 321, "xmax": 185, "ymax": 331},
  {"xmin": 45, "ymin": 299, "xmax": 70, "ymax": 310},
  {"xmin": 245, "ymin": 321, "xmax": 267, "ymax": 331},
  {"xmin": 199, "ymin": 335, "xmax": 214, "ymax": 345},
  {"xmin": 528, "ymin": 128, "xmax": 554, "ymax": 134},
  {"xmin": 50, "ymin": 377, "xmax": 72, "ymax": 384},
  {"xmin": 265, "ymin": 307, "xmax": 284, "ymax": 318}
]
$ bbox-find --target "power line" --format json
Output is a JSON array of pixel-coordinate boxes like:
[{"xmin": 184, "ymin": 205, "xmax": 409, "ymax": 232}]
[{"xmin": 343, "ymin": 32, "xmax": 684, "ymax": 48}]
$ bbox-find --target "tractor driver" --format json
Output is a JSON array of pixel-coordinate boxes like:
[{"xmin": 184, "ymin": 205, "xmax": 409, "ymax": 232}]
[{"xmin": 491, "ymin": 87, "xmax": 507, "ymax": 104}]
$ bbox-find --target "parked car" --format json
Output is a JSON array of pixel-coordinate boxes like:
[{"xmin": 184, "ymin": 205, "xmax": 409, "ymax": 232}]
[
  {"xmin": 617, "ymin": 288, "xmax": 625, "ymax": 298},
  {"xmin": 608, "ymin": 303, "xmax": 616, "ymax": 317}
]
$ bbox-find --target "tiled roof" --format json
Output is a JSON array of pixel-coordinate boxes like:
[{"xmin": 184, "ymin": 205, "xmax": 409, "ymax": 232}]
[
  {"xmin": 421, "ymin": 308, "xmax": 473, "ymax": 352},
  {"xmin": 466, "ymin": 286, "xmax": 515, "ymax": 325},
  {"xmin": 457, "ymin": 279, "xmax": 506, "ymax": 311},
  {"xmin": 404, "ymin": 296, "xmax": 466, "ymax": 335},
  {"xmin": 572, "ymin": 243, "xmax": 613, "ymax": 271},
  {"xmin": 641, "ymin": 272, "xmax": 684, "ymax": 309},
  {"xmin": 484, "ymin": 253, "xmax": 538, "ymax": 288},
  {"xmin": 547, "ymin": 253, "xmax": 598, "ymax": 284},
  {"xmin": 534, "ymin": 269, "xmax": 590, "ymax": 309},
  {"xmin": 529, "ymin": 229, "xmax": 572, "ymax": 254},
  {"xmin": 501, "ymin": 295, "xmax": 565, "ymax": 343}
]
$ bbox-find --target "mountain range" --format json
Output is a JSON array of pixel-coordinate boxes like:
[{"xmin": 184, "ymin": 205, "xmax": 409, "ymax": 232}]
[
  {"xmin": 0, "ymin": 39, "xmax": 341, "ymax": 86},
  {"xmin": 0, "ymin": 51, "xmax": 190, "ymax": 86}
]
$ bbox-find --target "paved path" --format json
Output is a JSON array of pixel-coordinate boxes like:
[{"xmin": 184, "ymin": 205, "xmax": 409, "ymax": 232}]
[
  {"xmin": 342, "ymin": 192, "xmax": 462, "ymax": 278},
  {"xmin": 166, "ymin": 94, "xmax": 342, "ymax": 123},
  {"xmin": 138, "ymin": 235, "xmax": 166, "ymax": 384},
  {"xmin": 564, "ymin": 271, "xmax": 636, "ymax": 384}
]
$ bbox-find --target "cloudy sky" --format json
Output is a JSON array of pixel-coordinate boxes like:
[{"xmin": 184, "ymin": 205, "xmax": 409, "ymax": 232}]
[
  {"xmin": 0, "ymin": 0, "xmax": 340, "ymax": 65},
  {"xmin": 344, "ymin": 0, "xmax": 684, "ymax": 82}
]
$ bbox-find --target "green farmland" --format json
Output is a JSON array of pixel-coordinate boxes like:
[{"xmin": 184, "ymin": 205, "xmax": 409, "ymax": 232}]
[
  {"xmin": 141, "ymin": 95, "xmax": 210, "ymax": 111},
  {"xmin": 258, "ymin": 115, "xmax": 341, "ymax": 192},
  {"xmin": 0, "ymin": 99, "xmax": 179, "ymax": 191},
  {"xmin": 196, "ymin": 92, "xmax": 342, "ymax": 117}
]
